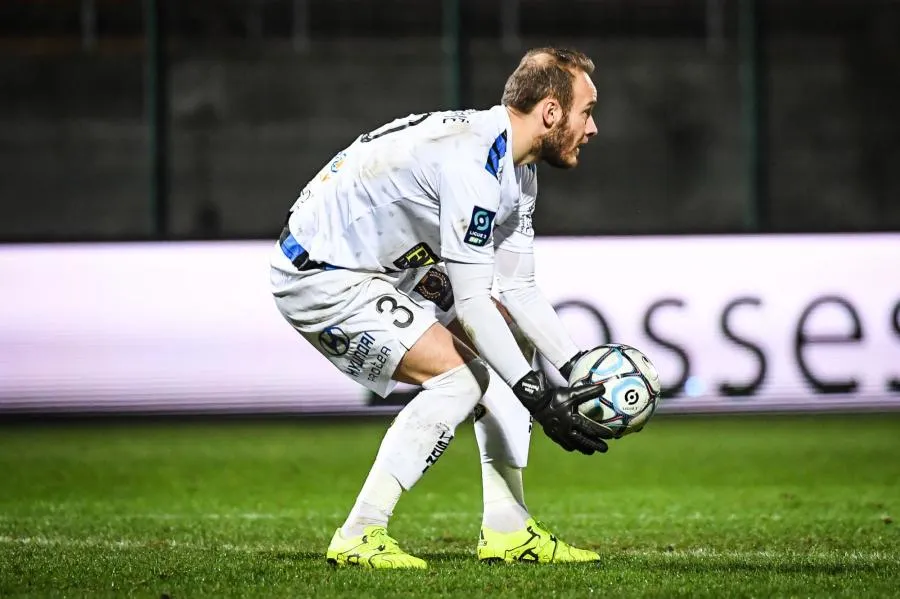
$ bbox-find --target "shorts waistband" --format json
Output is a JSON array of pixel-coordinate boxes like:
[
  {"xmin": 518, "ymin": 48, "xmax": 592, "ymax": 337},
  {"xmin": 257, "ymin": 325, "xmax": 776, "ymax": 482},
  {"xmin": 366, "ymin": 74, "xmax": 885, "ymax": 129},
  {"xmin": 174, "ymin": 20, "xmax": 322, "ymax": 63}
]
[{"xmin": 278, "ymin": 226, "xmax": 339, "ymax": 271}]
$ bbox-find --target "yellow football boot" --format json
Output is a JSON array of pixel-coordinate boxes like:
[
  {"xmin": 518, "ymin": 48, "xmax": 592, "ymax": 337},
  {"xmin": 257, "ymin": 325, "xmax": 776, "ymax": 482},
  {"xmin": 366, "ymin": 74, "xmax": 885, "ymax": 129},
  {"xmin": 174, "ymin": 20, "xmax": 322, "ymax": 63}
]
[
  {"xmin": 477, "ymin": 518, "xmax": 600, "ymax": 564},
  {"xmin": 325, "ymin": 526, "xmax": 427, "ymax": 569}
]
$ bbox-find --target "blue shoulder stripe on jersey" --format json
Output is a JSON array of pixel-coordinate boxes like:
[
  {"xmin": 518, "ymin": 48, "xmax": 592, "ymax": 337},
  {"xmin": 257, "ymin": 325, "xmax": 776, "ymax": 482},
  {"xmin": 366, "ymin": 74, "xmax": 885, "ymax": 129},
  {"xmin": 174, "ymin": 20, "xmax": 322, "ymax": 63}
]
[{"xmin": 484, "ymin": 131, "xmax": 508, "ymax": 180}]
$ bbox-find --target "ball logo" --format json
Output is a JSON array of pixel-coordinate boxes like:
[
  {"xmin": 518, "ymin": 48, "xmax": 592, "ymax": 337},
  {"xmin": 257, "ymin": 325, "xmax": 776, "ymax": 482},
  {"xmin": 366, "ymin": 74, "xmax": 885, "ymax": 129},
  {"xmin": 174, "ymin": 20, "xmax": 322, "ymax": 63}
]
[
  {"xmin": 319, "ymin": 327, "xmax": 350, "ymax": 356},
  {"xmin": 612, "ymin": 379, "xmax": 647, "ymax": 415},
  {"xmin": 624, "ymin": 389, "xmax": 640, "ymax": 406}
]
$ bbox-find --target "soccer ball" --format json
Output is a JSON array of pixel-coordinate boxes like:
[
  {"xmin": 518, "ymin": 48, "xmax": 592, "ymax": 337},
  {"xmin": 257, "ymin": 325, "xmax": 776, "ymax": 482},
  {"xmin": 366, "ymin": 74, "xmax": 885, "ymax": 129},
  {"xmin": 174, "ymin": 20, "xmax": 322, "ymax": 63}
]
[{"xmin": 567, "ymin": 344, "xmax": 662, "ymax": 438}]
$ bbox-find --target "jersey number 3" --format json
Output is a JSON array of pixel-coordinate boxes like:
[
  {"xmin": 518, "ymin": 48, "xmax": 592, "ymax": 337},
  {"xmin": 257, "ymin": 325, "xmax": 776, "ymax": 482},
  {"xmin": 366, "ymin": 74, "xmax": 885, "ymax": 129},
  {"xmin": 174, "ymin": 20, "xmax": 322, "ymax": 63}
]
[{"xmin": 375, "ymin": 295, "xmax": 414, "ymax": 329}]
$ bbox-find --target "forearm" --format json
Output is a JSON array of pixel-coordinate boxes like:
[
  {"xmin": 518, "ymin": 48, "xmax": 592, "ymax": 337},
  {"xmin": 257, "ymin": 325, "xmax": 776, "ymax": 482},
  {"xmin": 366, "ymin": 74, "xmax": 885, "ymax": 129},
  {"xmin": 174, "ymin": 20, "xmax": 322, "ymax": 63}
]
[
  {"xmin": 498, "ymin": 285, "xmax": 581, "ymax": 371},
  {"xmin": 494, "ymin": 249, "xmax": 580, "ymax": 371},
  {"xmin": 445, "ymin": 261, "xmax": 534, "ymax": 387}
]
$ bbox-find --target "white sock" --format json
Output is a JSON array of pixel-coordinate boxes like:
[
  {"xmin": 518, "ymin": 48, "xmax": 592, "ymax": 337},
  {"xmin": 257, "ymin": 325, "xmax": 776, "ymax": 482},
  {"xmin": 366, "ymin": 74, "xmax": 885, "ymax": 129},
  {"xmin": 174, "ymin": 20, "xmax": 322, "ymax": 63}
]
[
  {"xmin": 340, "ymin": 466, "xmax": 402, "ymax": 538},
  {"xmin": 473, "ymin": 367, "xmax": 533, "ymax": 468},
  {"xmin": 341, "ymin": 360, "xmax": 488, "ymax": 537},
  {"xmin": 473, "ymin": 365, "xmax": 533, "ymax": 533},
  {"xmin": 481, "ymin": 461, "xmax": 530, "ymax": 533}
]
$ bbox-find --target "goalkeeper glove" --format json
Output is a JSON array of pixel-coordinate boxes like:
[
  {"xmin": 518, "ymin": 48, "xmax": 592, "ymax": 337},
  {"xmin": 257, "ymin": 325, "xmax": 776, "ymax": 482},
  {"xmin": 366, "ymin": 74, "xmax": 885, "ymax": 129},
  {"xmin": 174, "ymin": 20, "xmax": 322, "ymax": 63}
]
[
  {"xmin": 559, "ymin": 350, "xmax": 587, "ymax": 381},
  {"xmin": 512, "ymin": 370, "xmax": 611, "ymax": 455}
]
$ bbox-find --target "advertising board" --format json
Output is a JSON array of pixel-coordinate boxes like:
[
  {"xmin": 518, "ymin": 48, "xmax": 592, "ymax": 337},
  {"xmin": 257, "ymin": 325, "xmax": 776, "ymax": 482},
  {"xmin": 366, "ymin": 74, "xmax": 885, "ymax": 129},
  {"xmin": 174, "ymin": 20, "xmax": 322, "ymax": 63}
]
[{"xmin": 1, "ymin": 235, "xmax": 898, "ymax": 414}]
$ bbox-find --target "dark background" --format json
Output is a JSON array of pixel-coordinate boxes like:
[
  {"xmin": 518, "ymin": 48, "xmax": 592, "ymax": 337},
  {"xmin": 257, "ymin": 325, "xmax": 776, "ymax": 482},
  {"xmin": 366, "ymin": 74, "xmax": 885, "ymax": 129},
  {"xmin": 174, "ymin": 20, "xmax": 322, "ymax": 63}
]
[{"xmin": 1, "ymin": 0, "xmax": 898, "ymax": 241}]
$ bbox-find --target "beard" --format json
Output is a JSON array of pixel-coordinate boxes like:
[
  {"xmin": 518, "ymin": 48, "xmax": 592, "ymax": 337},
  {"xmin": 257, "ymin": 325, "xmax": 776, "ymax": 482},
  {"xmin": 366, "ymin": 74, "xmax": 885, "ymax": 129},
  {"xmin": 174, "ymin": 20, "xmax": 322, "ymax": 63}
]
[{"xmin": 535, "ymin": 117, "xmax": 580, "ymax": 169}]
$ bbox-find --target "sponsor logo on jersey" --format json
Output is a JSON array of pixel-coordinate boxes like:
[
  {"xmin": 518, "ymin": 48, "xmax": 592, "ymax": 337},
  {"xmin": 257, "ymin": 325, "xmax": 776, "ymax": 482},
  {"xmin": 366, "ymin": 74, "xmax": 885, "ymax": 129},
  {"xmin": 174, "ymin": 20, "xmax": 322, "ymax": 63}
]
[
  {"xmin": 413, "ymin": 267, "xmax": 454, "ymax": 312},
  {"xmin": 392, "ymin": 242, "xmax": 438, "ymax": 269},
  {"xmin": 319, "ymin": 327, "xmax": 350, "ymax": 356},
  {"xmin": 341, "ymin": 331, "xmax": 393, "ymax": 382},
  {"xmin": 464, "ymin": 206, "xmax": 496, "ymax": 247},
  {"xmin": 345, "ymin": 331, "xmax": 377, "ymax": 377},
  {"xmin": 366, "ymin": 346, "xmax": 392, "ymax": 383}
]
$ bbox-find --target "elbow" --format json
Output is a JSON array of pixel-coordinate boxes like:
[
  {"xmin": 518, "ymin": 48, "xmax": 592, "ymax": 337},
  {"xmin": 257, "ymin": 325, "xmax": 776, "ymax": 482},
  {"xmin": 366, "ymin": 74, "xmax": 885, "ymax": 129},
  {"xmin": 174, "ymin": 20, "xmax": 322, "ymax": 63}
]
[{"xmin": 453, "ymin": 293, "xmax": 487, "ymax": 322}]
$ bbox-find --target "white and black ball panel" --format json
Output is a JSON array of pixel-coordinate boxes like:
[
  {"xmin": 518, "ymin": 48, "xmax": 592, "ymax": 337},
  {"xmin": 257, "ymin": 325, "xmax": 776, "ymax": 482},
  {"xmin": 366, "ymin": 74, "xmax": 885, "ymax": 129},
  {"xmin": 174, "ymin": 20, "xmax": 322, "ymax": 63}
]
[
  {"xmin": 625, "ymin": 389, "xmax": 656, "ymax": 429},
  {"xmin": 568, "ymin": 346, "xmax": 636, "ymax": 387},
  {"xmin": 623, "ymin": 346, "xmax": 661, "ymax": 395}
]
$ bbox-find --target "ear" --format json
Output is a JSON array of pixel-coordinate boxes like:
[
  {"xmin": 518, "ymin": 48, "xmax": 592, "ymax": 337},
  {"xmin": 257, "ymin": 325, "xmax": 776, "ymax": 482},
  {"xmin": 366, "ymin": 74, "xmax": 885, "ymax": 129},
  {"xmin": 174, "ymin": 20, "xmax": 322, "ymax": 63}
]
[{"xmin": 540, "ymin": 98, "xmax": 561, "ymax": 129}]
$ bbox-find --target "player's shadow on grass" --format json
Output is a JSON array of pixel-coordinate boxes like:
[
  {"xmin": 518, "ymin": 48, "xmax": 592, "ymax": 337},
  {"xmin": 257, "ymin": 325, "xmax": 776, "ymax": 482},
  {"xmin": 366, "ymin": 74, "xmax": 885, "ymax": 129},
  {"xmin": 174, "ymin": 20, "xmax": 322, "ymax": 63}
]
[
  {"xmin": 260, "ymin": 550, "xmax": 477, "ymax": 565},
  {"xmin": 419, "ymin": 552, "xmax": 610, "ymax": 567},
  {"xmin": 260, "ymin": 551, "xmax": 472, "ymax": 562},
  {"xmin": 416, "ymin": 552, "xmax": 482, "ymax": 564}
]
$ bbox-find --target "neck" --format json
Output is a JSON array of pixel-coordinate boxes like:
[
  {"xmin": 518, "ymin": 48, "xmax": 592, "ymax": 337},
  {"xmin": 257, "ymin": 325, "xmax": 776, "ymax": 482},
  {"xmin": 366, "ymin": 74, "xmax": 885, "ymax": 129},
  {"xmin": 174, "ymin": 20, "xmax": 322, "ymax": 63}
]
[{"xmin": 505, "ymin": 106, "xmax": 539, "ymax": 166}]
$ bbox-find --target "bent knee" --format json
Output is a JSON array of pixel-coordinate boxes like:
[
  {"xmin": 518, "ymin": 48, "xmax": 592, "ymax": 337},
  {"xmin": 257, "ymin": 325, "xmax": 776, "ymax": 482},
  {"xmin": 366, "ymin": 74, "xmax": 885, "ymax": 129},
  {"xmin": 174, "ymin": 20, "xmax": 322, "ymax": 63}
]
[
  {"xmin": 466, "ymin": 358, "xmax": 491, "ymax": 397},
  {"xmin": 424, "ymin": 359, "xmax": 490, "ymax": 408}
]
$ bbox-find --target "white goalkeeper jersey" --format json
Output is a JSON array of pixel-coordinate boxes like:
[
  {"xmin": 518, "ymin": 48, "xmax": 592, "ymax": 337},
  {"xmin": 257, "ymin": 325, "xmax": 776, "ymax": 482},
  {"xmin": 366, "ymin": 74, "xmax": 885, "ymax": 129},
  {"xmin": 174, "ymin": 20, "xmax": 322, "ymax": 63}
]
[{"xmin": 283, "ymin": 105, "xmax": 537, "ymax": 272}]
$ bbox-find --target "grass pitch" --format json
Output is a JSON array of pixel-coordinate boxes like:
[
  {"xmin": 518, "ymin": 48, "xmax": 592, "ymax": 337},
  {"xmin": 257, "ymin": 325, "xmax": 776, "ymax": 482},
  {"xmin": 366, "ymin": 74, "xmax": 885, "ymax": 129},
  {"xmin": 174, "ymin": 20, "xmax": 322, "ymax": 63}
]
[{"xmin": 1, "ymin": 413, "xmax": 898, "ymax": 598}]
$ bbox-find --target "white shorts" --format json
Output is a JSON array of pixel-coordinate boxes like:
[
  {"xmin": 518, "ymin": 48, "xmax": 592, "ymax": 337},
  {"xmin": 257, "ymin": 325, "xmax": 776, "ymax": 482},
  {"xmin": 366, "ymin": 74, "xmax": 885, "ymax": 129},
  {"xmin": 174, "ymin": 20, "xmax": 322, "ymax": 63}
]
[{"xmin": 270, "ymin": 243, "xmax": 456, "ymax": 397}]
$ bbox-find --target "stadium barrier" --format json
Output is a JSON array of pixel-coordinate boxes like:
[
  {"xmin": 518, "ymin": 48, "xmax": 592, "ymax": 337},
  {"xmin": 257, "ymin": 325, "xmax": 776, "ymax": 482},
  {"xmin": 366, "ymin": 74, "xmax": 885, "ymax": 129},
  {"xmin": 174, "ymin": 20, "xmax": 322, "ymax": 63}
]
[{"xmin": 1, "ymin": 234, "xmax": 899, "ymax": 415}]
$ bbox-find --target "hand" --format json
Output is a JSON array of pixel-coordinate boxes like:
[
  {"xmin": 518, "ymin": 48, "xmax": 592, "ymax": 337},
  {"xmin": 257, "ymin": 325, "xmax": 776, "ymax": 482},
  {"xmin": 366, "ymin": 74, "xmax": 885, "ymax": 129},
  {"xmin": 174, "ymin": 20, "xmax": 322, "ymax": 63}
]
[{"xmin": 512, "ymin": 370, "xmax": 612, "ymax": 455}]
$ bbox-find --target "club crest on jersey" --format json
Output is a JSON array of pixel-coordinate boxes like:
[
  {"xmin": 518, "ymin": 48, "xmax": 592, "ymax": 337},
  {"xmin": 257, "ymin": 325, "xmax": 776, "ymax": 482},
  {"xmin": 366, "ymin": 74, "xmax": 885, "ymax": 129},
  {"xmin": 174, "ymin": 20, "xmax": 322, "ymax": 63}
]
[
  {"xmin": 464, "ymin": 206, "xmax": 496, "ymax": 247},
  {"xmin": 319, "ymin": 151, "xmax": 348, "ymax": 182},
  {"xmin": 413, "ymin": 267, "xmax": 454, "ymax": 312}
]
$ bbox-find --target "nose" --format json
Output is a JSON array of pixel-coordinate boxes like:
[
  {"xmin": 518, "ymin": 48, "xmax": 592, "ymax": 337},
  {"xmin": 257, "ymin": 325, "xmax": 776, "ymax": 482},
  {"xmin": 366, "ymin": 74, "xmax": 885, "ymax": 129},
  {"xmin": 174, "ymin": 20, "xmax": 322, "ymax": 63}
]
[{"xmin": 585, "ymin": 115, "xmax": 598, "ymax": 138}]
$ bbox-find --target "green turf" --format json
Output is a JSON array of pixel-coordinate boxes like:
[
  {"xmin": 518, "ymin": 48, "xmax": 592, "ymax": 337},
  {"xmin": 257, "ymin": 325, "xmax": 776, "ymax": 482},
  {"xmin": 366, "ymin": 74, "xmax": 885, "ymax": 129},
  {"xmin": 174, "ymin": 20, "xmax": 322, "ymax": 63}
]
[{"xmin": 1, "ymin": 413, "xmax": 898, "ymax": 598}]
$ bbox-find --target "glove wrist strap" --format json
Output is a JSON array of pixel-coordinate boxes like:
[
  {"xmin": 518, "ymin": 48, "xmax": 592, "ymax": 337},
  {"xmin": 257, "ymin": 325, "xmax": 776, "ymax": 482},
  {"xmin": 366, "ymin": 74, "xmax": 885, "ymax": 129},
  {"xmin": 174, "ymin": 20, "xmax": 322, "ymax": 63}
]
[{"xmin": 511, "ymin": 371, "xmax": 546, "ymax": 413}]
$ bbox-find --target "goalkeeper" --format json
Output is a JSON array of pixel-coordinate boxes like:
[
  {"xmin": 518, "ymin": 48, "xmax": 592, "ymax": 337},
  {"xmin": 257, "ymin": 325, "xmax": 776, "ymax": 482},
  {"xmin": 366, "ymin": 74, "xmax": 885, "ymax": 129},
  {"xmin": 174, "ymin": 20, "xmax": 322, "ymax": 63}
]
[{"xmin": 270, "ymin": 47, "xmax": 609, "ymax": 568}]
